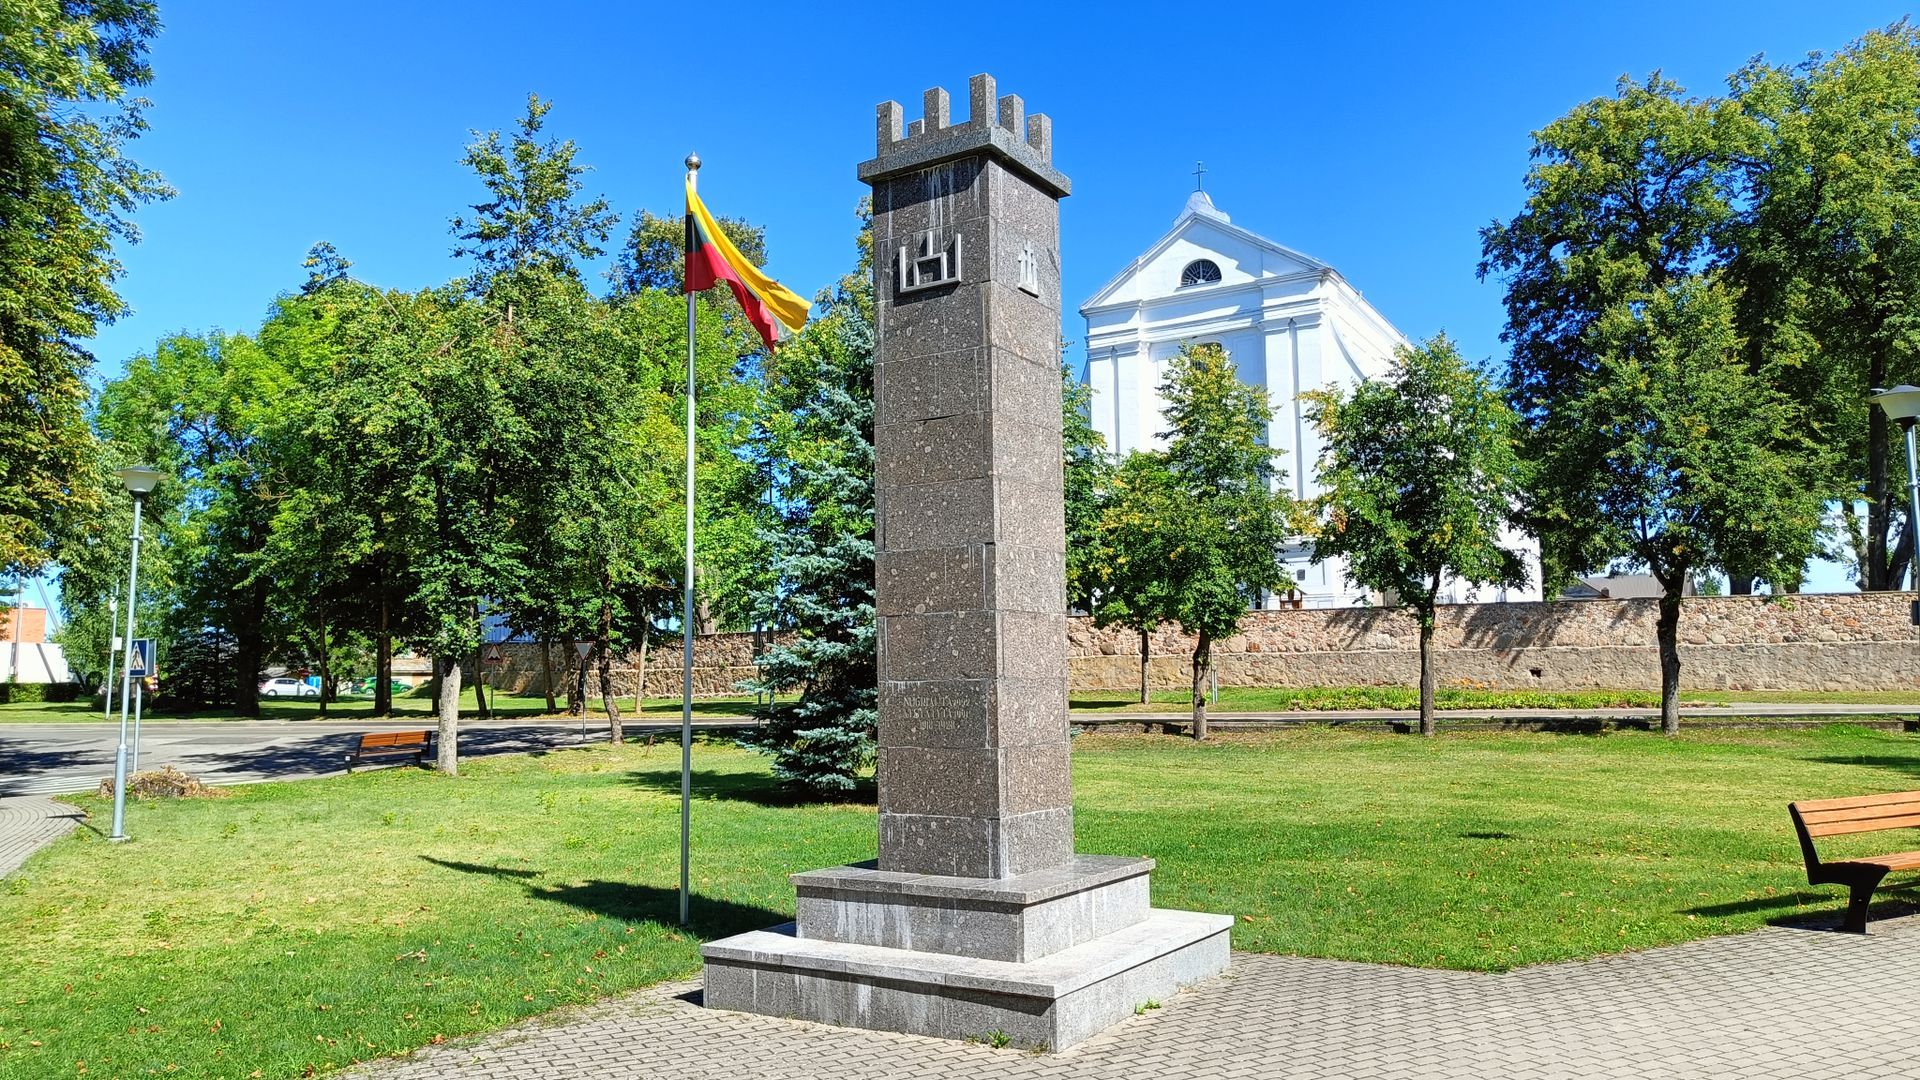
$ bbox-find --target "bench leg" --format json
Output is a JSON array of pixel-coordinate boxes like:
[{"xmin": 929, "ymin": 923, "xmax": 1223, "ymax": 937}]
[{"xmin": 1845, "ymin": 871, "xmax": 1888, "ymax": 934}]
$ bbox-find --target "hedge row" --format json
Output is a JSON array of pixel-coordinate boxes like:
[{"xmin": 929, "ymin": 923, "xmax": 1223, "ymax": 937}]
[{"xmin": 0, "ymin": 682, "xmax": 82, "ymax": 704}]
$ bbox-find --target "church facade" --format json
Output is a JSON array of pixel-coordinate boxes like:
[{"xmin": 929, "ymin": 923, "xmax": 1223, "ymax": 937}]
[{"xmin": 1079, "ymin": 191, "xmax": 1541, "ymax": 608}]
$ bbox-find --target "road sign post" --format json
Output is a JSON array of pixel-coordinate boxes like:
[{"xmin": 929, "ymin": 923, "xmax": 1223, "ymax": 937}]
[{"xmin": 128, "ymin": 639, "xmax": 154, "ymax": 773}]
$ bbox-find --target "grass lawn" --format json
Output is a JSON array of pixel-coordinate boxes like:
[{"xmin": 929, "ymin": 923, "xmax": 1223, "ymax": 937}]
[
  {"xmin": 1070, "ymin": 686, "xmax": 1920, "ymax": 712},
  {"xmin": 15, "ymin": 684, "xmax": 1919, "ymax": 726},
  {"xmin": 0, "ymin": 692, "xmax": 770, "ymax": 725},
  {"xmin": 1070, "ymin": 686, "xmax": 1670, "ymax": 712},
  {"xmin": 5, "ymin": 725, "xmax": 1920, "ymax": 1078}
]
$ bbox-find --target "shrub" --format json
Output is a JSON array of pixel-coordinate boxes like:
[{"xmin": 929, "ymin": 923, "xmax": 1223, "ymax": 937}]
[{"xmin": 0, "ymin": 682, "xmax": 80, "ymax": 704}]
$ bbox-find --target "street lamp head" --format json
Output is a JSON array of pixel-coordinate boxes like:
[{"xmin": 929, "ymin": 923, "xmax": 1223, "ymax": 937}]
[
  {"xmin": 116, "ymin": 465, "xmax": 163, "ymax": 496},
  {"xmin": 1871, "ymin": 385, "xmax": 1920, "ymax": 424}
]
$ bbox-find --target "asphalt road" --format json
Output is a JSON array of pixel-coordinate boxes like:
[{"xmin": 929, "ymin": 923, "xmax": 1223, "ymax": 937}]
[{"xmin": 0, "ymin": 717, "xmax": 755, "ymax": 797}]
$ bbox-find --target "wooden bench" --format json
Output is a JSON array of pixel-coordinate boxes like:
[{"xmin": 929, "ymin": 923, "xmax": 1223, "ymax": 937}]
[
  {"xmin": 1788, "ymin": 791, "xmax": 1920, "ymax": 932},
  {"xmin": 346, "ymin": 730, "xmax": 431, "ymax": 772}
]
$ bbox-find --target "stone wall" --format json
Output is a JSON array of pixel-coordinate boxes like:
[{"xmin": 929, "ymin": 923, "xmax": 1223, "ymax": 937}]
[
  {"xmin": 1070, "ymin": 593, "xmax": 1920, "ymax": 693},
  {"xmin": 480, "ymin": 634, "xmax": 779, "ymax": 700},
  {"xmin": 473, "ymin": 594, "xmax": 1920, "ymax": 699}
]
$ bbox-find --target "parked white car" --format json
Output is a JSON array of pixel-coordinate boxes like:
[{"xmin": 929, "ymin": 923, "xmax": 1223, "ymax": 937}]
[{"xmin": 259, "ymin": 677, "xmax": 318, "ymax": 698}]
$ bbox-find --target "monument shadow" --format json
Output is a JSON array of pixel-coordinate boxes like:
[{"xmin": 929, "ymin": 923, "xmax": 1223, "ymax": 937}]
[
  {"xmin": 420, "ymin": 856, "xmax": 786, "ymax": 939},
  {"xmin": 625, "ymin": 765, "xmax": 876, "ymax": 807}
]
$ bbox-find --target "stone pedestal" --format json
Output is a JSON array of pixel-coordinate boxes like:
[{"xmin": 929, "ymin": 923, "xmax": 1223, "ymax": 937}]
[{"xmin": 701, "ymin": 74, "xmax": 1230, "ymax": 1050}]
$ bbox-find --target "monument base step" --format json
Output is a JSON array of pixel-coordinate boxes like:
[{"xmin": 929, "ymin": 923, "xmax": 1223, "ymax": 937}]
[
  {"xmin": 700, "ymin": 907, "xmax": 1232, "ymax": 1051},
  {"xmin": 794, "ymin": 854, "xmax": 1153, "ymax": 962}
]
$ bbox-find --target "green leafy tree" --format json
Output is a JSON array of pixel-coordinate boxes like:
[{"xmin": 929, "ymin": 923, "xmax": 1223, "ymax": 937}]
[
  {"xmin": 0, "ymin": 0, "xmax": 171, "ymax": 577},
  {"xmin": 609, "ymin": 208, "xmax": 765, "ymax": 295},
  {"xmin": 1484, "ymin": 75, "xmax": 1832, "ymax": 733},
  {"xmin": 419, "ymin": 94, "xmax": 617, "ymax": 766},
  {"xmin": 262, "ymin": 266, "xmax": 431, "ymax": 718},
  {"xmin": 1062, "ymin": 363, "xmax": 1112, "ymax": 615},
  {"xmin": 1304, "ymin": 335, "xmax": 1529, "ymax": 735},
  {"xmin": 740, "ymin": 209, "xmax": 872, "ymax": 796},
  {"xmin": 51, "ymin": 447, "xmax": 180, "ymax": 696},
  {"xmin": 93, "ymin": 330, "xmax": 290, "ymax": 715},
  {"xmin": 1155, "ymin": 343, "xmax": 1295, "ymax": 740},
  {"xmin": 450, "ymin": 94, "xmax": 614, "ymax": 285},
  {"xmin": 1538, "ymin": 279, "xmax": 1823, "ymax": 731},
  {"xmin": 1729, "ymin": 26, "xmax": 1920, "ymax": 590},
  {"xmin": 1091, "ymin": 452, "xmax": 1180, "ymax": 704}
]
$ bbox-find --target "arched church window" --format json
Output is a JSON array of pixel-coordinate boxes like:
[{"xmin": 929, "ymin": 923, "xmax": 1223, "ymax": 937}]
[{"xmin": 1179, "ymin": 259, "xmax": 1222, "ymax": 288}]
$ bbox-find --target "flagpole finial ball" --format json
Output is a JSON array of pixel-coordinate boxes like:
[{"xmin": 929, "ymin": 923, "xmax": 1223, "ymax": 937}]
[{"xmin": 685, "ymin": 152, "xmax": 701, "ymax": 172}]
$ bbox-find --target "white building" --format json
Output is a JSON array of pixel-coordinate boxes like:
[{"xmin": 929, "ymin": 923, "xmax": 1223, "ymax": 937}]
[{"xmin": 1079, "ymin": 190, "xmax": 1541, "ymax": 608}]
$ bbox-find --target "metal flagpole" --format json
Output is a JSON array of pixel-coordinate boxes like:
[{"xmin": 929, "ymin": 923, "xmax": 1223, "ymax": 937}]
[
  {"xmin": 680, "ymin": 151, "xmax": 701, "ymax": 927},
  {"xmin": 109, "ymin": 495, "xmax": 144, "ymax": 842}
]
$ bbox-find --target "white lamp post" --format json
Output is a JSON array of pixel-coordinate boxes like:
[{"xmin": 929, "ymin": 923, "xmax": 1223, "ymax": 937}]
[
  {"xmin": 107, "ymin": 465, "xmax": 161, "ymax": 842},
  {"xmin": 1870, "ymin": 387, "xmax": 1920, "ymax": 616}
]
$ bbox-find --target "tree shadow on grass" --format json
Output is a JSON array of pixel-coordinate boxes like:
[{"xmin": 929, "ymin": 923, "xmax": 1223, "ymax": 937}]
[
  {"xmin": 624, "ymin": 765, "xmax": 876, "ymax": 808},
  {"xmin": 420, "ymin": 855, "xmax": 785, "ymax": 940},
  {"xmin": 420, "ymin": 856, "xmax": 541, "ymax": 879},
  {"xmin": 1805, "ymin": 755, "xmax": 1920, "ymax": 781}
]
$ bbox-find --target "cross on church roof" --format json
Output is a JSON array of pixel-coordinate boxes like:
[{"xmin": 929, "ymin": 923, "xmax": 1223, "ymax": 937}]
[{"xmin": 1192, "ymin": 160, "xmax": 1206, "ymax": 192}]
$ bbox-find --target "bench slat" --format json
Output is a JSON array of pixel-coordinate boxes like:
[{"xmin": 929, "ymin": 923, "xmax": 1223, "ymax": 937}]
[
  {"xmin": 1793, "ymin": 790, "xmax": 1920, "ymax": 813},
  {"xmin": 1805, "ymin": 812, "xmax": 1920, "ymax": 837},
  {"xmin": 356, "ymin": 731, "xmax": 429, "ymax": 749},
  {"xmin": 1799, "ymin": 802, "xmax": 1920, "ymax": 826},
  {"xmin": 1854, "ymin": 850, "xmax": 1920, "ymax": 872}
]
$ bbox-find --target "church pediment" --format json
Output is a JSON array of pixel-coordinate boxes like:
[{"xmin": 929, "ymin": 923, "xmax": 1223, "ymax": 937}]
[{"xmin": 1079, "ymin": 198, "xmax": 1333, "ymax": 313}]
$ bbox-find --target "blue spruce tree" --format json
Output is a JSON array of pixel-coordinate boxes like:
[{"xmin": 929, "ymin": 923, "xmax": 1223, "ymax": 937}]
[{"xmin": 741, "ymin": 212, "xmax": 876, "ymax": 796}]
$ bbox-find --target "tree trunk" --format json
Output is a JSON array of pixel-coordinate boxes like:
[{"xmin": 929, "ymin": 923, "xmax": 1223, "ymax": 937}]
[
  {"xmin": 634, "ymin": 629, "xmax": 649, "ymax": 714},
  {"xmin": 472, "ymin": 645, "xmax": 490, "ymax": 719},
  {"xmin": 541, "ymin": 639, "xmax": 557, "ymax": 714},
  {"xmin": 1417, "ymin": 615, "xmax": 1436, "ymax": 737},
  {"xmin": 696, "ymin": 594, "xmax": 716, "ymax": 636},
  {"xmin": 1868, "ymin": 346, "xmax": 1893, "ymax": 590},
  {"xmin": 435, "ymin": 655, "xmax": 462, "ymax": 774},
  {"xmin": 374, "ymin": 594, "xmax": 392, "ymax": 718},
  {"xmin": 1656, "ymin": 593, "xmax": 1682, "ymax": 736},
  {"xmin": 1138, "ymin": 626, "xmax": 1151, "ymax": 705},
  {"xmin": 1891, "ymin": 517, "xmax": 1916, "ymax": 595},
  {"xmin": 1190, "ymin": 632, "xmax": 1210, "ymax": 741},
  {"xmin": 571, "ymin": 649, "xmax": 590, "ymax": 716},
  {"xmin": 598, "ymin": 590, "xmax": 623, "ymax": 744},
  {"xmin": 598, "ymin": 641, "xmax": 624, "ymax": 745},
  {"xmin": 316, "ymin": 608, "xmax": 330, "ymax": 719},
  {"xmin": 234, "ymin": 629, "xmax": 263, "ymax": 717}
]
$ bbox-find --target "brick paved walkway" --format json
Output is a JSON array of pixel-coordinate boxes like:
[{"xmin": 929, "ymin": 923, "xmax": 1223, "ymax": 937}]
[
  {"xmin": 0, "ymin": 795, "xmax": 85, "ymax": 877},
  {"xmin": 349, "ymin": 912, "xmax": 1920, "ymax": 1079}
]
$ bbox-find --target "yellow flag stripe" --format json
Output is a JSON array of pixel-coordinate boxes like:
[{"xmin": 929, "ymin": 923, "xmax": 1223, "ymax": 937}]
[{"xmin": 686, "ymin": 177, "xmax": 810, "ymax": 333}]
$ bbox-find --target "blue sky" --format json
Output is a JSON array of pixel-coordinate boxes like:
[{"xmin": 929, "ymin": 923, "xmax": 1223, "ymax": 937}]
[{"xmin": 77, "ymin": 0, "xmax": 1917, "ymax": 595}]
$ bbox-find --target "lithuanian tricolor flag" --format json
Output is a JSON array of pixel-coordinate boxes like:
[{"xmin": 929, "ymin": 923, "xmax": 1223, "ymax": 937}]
[{"xmin": 685, "ymin": 176, "xmax": 809, "ymax": 350}]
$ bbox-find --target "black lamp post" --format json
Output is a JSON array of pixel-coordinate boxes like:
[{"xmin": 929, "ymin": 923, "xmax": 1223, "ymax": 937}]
[{"xmin": 1870, "ymin": 386, "xmax": 1920, "ymax": 624}]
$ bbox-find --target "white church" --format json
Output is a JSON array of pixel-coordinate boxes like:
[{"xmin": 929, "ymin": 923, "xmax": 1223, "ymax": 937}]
[{"xmin": 1079, "ymin": 189, "xmax": 1542, "ymax": 609}]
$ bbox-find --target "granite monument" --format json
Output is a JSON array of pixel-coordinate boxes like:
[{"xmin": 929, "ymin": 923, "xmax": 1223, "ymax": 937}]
[{"xmin": 700, "ymin": 74, "xmax": 1231, "ymax": 1051}]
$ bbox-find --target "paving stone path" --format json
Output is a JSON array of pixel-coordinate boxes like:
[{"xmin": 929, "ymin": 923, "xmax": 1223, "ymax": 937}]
[
  {"xmin": 349, "ymin": 912, "xmax": 1920, "ymax": 1079},
  {"xmin": 0, "ymin": 795, "xmax": 86, "ymax": 877}
]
